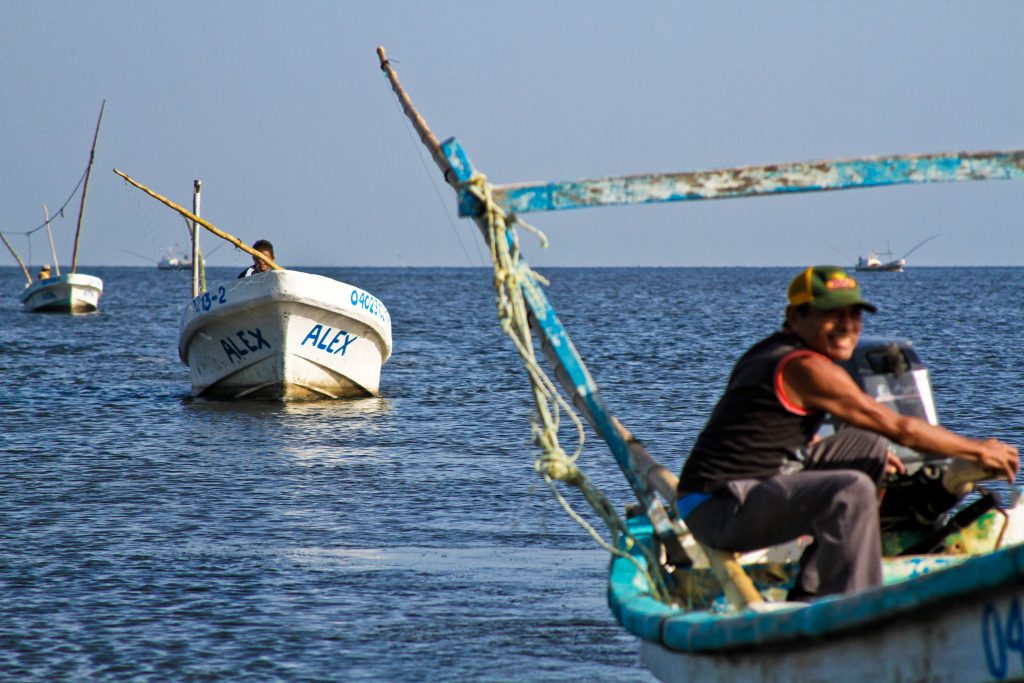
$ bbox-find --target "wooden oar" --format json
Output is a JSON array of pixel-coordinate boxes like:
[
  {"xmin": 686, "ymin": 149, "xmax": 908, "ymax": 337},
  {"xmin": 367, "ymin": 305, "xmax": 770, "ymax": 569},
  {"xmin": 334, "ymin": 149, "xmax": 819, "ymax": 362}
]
[
  {"xmin": 112, "ymin": 169, "xmax": 283, "ymax": 272},
  {"xmin": 0, "ymin": 230, "xmax": 33, "ymax": 285}
]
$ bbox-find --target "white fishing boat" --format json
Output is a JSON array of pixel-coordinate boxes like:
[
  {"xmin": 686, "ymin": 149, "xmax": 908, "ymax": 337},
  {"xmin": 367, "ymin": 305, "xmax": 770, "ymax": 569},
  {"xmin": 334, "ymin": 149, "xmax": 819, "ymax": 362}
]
[
  {"xmin": 19, "ymin": 272, "xmax": 104, "ymax": 313},
  {"xmin": 114, "ymin": 171, "xmax": 392, "ymax": 401},
  {"xmin": 178, "ymin": 269, "xmax": 391, "ymax": 400},
  {"xmin": 377, "ymin": 47, "xmax": 1024, "ymax": 682},
  {"xmin": 854, "ymin": 235, "xmax": 938, "ymax": 273},
  {"xmin": 157, "ymin": 251, "xmax": 192, "ymax": 270},
  {"xmin": 5, "ymin": 102, "xmax": 107, "ymax": 313}
]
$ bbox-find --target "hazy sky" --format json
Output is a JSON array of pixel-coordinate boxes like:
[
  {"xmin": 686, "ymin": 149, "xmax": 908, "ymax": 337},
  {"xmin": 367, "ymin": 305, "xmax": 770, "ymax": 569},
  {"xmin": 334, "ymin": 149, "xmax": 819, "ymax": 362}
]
[{"xmin": 2, "ymin": 1, "xmax": 1021, "ymax": 268}]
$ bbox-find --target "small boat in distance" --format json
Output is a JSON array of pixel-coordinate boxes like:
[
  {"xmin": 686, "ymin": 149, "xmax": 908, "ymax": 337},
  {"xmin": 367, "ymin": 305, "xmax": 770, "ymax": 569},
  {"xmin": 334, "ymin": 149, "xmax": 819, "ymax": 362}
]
[
  {"xmin": 855, "ymin": 234, "xmax": 938, "ymax": 273},
  {"xmin": 114, "ymin": 171, "xmax": 392, "ymax": 401},
  {"xmin": 855, "ymin": 249, "xmax": 905, "ymax": 272},
  {"xmin": 157, "ymin": 248, "xmax": 192, "ymax": 270},
  {"xmin": 18, "ymin": 101, "xmax": 107, "ymax": 313}
]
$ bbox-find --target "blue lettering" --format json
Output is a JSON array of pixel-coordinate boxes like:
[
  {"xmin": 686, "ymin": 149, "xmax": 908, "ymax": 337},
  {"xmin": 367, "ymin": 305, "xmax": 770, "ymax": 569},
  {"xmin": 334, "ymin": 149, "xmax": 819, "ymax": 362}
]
[
  {"xmin": 237, "ymin": 330, "xmax": 259, "ymax": 353},
  {"xmin": 335, "ymin": 333, "xmax": 357, "ymax": 356},
  {"xmin": 229, "ymin": 336, "xmax": 248, "ymax": 356},
  {"xmin": 317, "ymin": 326, "xmax": 333, "ymax": 350},
  {"xmin": 302, "ymin": 324, "xmax": 323, "ymax": 347},
  {"xmin": 220, "ymin": 339, "xmax": 241, "ymax": 363},
  {"xmin": 326, "ymin": 329, "xmax": 345, "ymax": 353},
  {"xmin": 249, "ymin": 328, "xmax": 270, "ymax": 350}
]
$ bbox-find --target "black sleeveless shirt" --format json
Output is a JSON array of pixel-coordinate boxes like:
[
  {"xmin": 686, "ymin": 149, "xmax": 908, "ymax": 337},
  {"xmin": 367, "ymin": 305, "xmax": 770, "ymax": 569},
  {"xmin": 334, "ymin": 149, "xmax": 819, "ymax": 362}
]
[{"xmin": 678, "ymin": 331, "xmax": 825, "ymax": 493}]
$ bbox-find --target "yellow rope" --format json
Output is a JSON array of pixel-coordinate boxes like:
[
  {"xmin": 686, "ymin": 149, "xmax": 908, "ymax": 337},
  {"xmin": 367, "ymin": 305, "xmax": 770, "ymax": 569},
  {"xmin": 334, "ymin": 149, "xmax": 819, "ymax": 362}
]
[{"xmin": 461, "ymin": 172, "xmax": 670, "ymax": 601}]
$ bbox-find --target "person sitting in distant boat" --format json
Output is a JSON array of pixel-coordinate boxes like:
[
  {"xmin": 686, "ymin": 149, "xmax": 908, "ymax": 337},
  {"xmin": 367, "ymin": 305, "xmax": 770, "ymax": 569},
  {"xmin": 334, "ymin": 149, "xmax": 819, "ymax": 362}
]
[
  {"xmin": 37, "ymin": 264, "xmax": 52, "ymax": 280},
  {"xmin": 238, "ymin": 239, "xmax": 275, "ymax": 278},
  {"xmin": 676, "ymin": 265, "xmax": 1019, "ymax": 601}
]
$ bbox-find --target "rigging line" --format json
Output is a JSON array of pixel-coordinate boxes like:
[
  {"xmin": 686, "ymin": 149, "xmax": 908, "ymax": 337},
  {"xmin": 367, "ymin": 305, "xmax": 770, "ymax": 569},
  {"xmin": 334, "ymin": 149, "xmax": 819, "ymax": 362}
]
[
  {"xmin": 385, "ymin": 83, "xmax": 484, "ymax": 267},
  {"xmin": 8, "ymin": 165, "xmax": 91, "ymax": 237}
]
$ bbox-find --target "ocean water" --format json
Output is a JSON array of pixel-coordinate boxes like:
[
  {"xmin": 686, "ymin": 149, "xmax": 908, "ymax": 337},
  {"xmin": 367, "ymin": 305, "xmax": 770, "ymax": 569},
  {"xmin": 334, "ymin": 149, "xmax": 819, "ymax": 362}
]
[{"xmin": 1, "ymin": 265, "xmax": 1022, "ymax": 682}]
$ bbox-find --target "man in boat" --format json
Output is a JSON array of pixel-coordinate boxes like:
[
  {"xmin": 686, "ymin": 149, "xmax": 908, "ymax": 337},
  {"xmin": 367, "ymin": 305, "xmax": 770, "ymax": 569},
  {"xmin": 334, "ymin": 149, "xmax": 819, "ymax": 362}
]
[
  {"xmin": 238, "ymin": 239, "xmax": 275, "ymax": 278},
  {"xmin": 37, "ymin": 264, "xmax": 51, "ymax": 280},
  {"xmin": 677, "ymin": 265, "xmax": 1019, "ymax": 600}
]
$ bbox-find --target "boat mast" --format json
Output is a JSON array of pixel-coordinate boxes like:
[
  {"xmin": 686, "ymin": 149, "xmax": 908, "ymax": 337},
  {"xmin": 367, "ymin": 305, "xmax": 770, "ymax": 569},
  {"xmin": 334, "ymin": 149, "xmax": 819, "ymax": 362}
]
[
  {"xmin": 43, "ymin": 205, "xmax": 61, "ymax": 276},
  {"xmin": 191, "ymin": 179, "xmax": 201, "ymax": 297},
  {"xmin": 0, "ymin": 230, "xmax": 33, "ymax": 285},
  {"xmin": 70, "ymin": 100, "xmax": 105, "ymax": 274}
]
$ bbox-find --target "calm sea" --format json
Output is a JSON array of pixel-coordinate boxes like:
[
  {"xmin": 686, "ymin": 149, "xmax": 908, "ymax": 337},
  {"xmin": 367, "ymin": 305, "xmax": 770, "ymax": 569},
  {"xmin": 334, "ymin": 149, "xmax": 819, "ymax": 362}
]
[{"xmin": 2, "ymin": 265, "xmax": 1022, "ymax": 682}]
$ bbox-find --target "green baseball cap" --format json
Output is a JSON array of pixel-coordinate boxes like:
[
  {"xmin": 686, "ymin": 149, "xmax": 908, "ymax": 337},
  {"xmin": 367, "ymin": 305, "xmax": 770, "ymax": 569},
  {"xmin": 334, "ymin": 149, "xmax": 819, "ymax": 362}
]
[{"xmin": 787, "ymin": 265, "xmax": 877, "ymax": 313}]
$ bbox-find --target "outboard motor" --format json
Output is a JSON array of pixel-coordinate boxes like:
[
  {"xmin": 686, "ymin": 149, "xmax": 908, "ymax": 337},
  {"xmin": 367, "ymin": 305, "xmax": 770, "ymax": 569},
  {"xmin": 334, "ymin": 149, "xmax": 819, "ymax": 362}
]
[{"xmin": 835, "ymin": 336, "xmax": 975, "ymax": 536}]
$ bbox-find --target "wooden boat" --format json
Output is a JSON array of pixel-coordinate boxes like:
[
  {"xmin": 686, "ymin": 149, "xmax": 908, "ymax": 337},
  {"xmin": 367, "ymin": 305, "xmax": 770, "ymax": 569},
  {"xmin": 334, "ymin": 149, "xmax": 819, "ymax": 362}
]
[
  {"xmin": 19, "ymin": 102, "xmax": 107, "ymax": 313},
  {"xmin": 113, "ymin": 171, "xmax": 392, "ymax": 400},
  {"xmin": 376, "ymin": 46, "xmax": 1024, "ymax": 681}
]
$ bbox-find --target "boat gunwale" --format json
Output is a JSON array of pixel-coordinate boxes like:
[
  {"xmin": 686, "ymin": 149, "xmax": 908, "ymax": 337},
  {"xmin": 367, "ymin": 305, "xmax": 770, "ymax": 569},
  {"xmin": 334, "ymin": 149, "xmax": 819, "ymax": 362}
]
[
  {"xmin": 178, "ymin": 270, "xmax": 392, "ymax": 363},
  {"xmin": 610, "ymin": 515, "xmax": 1024, "ymax": 654}
]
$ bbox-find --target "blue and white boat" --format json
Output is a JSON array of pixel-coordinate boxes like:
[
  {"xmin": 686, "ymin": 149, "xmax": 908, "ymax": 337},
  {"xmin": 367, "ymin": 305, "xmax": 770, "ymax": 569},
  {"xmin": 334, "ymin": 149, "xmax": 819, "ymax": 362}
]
[
  {"xmin": 377, "ymin": 46, "xmax": 1024, "ymax": 682},
  {"xmin": 178, "ymin": 268, "xmax": 392, "ymax": 400},
  {"xmin": 113, "ymin": 170, "xmax": 392, "ymax": 401}
]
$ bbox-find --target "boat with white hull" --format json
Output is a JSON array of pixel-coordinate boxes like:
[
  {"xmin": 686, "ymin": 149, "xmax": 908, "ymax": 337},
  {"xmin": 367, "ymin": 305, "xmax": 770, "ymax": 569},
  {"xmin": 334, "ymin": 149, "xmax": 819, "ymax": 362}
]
[
  {"xmin": 178, "ymin": 269, "xmax": 391, "ymax": 400},
  {"xmin": 19, "ymin": 273, "xmax": 103, "ymax": 313}
]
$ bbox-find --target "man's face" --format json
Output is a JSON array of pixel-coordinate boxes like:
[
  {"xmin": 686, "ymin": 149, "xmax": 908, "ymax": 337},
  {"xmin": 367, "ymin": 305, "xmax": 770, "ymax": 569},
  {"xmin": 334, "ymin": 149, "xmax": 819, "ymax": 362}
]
[
  {"xmin": 252, "ymin": 249, "xmax": 273, "ymax": 273},
  {"xmin": 787, "ymin": 305, "xmax": 862, "ymax": 361}
]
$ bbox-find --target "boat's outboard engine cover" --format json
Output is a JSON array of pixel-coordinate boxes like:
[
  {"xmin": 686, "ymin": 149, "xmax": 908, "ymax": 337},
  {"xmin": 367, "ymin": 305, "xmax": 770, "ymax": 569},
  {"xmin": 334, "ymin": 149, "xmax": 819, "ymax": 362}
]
[{"xmin": 835, "ymin": 336, "xmax": 961, "ymax": 531}]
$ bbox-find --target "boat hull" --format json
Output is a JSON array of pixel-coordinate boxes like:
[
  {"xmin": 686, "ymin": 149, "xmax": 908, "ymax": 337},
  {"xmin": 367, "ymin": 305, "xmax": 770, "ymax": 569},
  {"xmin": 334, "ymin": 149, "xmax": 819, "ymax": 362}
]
[
  {"xmin": 612, "ymin": 510, "xmax": 1024, "ymax": 683},
  {"xmin": 19, "ymin": 273, "xmax": 104, "ymax": 313},
  {"xmin": 178, "ymin": 270, "xmax": 392, "ymax": 400},
  {"xmin": 639, "ymin": 580, "xmax": 1024, "ymax": 683}
]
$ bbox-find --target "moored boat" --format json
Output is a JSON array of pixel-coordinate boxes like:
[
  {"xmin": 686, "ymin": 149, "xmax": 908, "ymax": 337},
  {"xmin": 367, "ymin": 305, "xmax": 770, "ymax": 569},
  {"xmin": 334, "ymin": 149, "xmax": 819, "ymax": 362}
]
[
  {"xmin": 376, "ymin": 47, "xmax": 1024, "ymax": 682},
  {"xmin": 3, "ymin": 102, "xmax": 107, "ymax": 313},
  {"xmin": 114, "ymin": 170, "xmax": 392, "ymax": 401},
  {"xmin": 19, "ymin": 273, "xmax": 103, "ymax": 313},
  {"xmin": 178, "ymin": 269, "xmax": 391, "ymax": 400}
]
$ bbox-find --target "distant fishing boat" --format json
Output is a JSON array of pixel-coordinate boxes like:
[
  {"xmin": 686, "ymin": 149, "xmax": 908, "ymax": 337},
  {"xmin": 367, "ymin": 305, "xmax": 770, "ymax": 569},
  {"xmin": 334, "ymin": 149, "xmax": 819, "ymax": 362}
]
[
  {"xmin": 377, "ymin": 46, "xmax": 1024, "ymax": 682},
  {"xmin": 157, "ymin": 249, "xmax": 192, "ymax": 271},
  {"xmin": 114, "ymin": 172, "xmax": 392, "ymax": 400},
  {"xmin": 855, "ymin": 235, "xmax": 938, "ymax": 273},
  {"xmin": 6, "ymin": 102, "xmax": 107, "ymax": 313}
]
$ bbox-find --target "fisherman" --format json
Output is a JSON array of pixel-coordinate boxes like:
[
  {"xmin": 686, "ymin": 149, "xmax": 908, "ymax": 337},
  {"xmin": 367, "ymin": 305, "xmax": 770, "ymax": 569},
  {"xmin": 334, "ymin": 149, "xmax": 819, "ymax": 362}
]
[
  {"xmin": 37, "ymin": 264, "xmax": 51, "ymax": 280},
  {"xmin": 238, "ymin": 239, "xmax": 275, "ymax": 278},
  {"xmin": 677, "ymin": 265, "xmax": 1019, "ymax": 600}
]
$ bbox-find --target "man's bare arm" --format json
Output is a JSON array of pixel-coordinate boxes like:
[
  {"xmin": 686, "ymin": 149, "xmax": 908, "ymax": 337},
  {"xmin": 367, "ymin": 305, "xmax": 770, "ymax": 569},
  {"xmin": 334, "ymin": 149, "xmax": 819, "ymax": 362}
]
[{"xmin": 782, "ymin": 354, "xmax": 1019, "ymax": 482}]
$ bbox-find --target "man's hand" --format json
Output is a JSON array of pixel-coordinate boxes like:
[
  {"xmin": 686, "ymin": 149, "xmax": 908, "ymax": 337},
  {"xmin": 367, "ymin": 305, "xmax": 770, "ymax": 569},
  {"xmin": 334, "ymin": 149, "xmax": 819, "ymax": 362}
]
[
  {"xmin": 884, "ymin": 450, "xmax": 906, "ymax": 477},
  {"xmin": 974, "ymin": 438, "xmax": 1020, "ymax": 483}
]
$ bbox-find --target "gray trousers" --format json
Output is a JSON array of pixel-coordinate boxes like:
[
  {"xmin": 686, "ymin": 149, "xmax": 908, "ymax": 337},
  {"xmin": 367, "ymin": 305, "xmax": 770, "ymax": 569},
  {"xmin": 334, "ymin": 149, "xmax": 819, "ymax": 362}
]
[{"xmin": 684, "ymin": 427, "xmax": 889, "ymax": 598}]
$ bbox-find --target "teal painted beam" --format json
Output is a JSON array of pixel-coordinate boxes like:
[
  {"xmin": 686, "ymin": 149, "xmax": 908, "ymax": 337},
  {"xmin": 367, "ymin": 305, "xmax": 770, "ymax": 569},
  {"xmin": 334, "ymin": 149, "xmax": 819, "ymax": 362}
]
[
  {"xmin": 454, "ymin": 149, "xmax": 1024, "ymax": 216},
  {"xmin": 440, "ymin": 137, "xmax": 689, "ymax": 558}
]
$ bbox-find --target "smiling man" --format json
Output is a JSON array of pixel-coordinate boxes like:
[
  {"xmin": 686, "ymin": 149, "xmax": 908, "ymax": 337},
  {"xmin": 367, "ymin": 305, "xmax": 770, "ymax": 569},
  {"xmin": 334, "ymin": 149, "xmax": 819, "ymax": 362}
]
[{"xmin": 677, "ymin": 265, "xmax": 1019, "ymax": 601}]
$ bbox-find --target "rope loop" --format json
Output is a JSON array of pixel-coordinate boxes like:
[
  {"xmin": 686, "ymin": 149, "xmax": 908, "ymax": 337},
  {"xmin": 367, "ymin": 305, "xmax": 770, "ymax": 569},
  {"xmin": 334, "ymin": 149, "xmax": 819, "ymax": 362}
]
[{"xmin": 456, "ymin": 170, "xmax": 672, "ymax": 602}]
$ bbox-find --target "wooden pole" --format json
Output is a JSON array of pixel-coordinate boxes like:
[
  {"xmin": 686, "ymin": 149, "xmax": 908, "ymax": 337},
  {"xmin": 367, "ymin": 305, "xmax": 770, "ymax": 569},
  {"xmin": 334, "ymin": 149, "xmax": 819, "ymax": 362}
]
[
  {"xmin": 376, "ymin": 46, "xmax": 455, "ymax": 185},
  {"xmin": 71, "ymin": 100, "xmax": 105, "ymax": 273},
  {"xmin": 0, "ymin": 230, "xmax": 33, "ymax": 285},
  {"xmin": 112, "ymin": 169, "xmax": 283, "ymax": 271},
  {"xmin": 43, "ymin": 204, "xmax": 60, "ymax": 276},
  {"xmin": 191, "ymin": 179, "xmax": 202, "ymax": 297}
]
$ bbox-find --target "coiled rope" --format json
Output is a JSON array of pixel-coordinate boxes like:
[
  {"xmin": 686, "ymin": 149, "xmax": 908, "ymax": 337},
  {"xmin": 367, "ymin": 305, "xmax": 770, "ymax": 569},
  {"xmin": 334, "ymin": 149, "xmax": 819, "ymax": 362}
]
[{"xmin": 461, "ymin": 172, "xmax": 670, "ymax": 601}]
